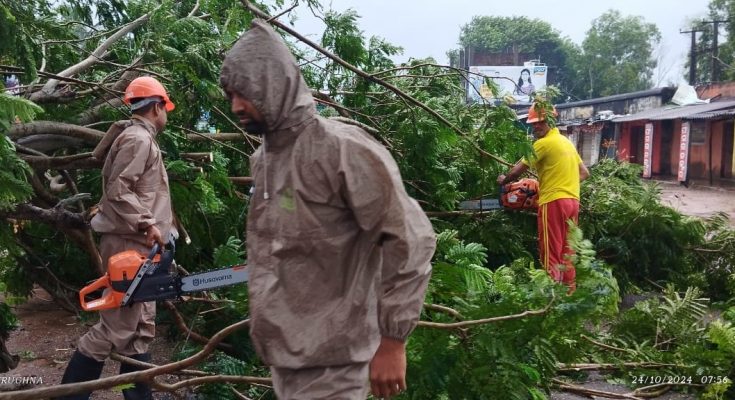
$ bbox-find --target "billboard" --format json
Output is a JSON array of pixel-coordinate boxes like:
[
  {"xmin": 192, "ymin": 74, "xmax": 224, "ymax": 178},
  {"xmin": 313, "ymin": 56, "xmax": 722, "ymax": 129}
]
[{"xmin": 467, "ymin": 63, "xmax": 547, "ymax": 104}]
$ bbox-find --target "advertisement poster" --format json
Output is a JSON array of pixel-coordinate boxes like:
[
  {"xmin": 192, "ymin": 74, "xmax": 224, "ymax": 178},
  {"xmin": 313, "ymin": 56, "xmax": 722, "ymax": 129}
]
[
  {"xmin": 467, "ymin": 63, "xmax": 547, "ymax": 104},
  {"xmin": 677, "ymin": 122, "xmax": 690, "ymax": 182},
  {"xmin": 643, "ymin": 123, "xmax": 653, "ymax": 178}
]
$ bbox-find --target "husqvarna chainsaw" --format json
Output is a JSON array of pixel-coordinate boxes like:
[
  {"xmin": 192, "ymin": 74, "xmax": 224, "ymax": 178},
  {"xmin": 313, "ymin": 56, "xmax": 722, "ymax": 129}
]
[
  {"xmin": 79, "ymin": 242, "xmax": 248, "ymax": 311},
  {"xmin": 458, "ymin": 178, "xmax": 539, "ymax": 211}
]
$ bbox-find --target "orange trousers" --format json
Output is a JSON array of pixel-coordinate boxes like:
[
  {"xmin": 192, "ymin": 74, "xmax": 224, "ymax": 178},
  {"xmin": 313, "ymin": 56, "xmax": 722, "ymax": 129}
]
[{"xmin": 538, "ymin": 198, "xmax": 579, "ymax": 290}]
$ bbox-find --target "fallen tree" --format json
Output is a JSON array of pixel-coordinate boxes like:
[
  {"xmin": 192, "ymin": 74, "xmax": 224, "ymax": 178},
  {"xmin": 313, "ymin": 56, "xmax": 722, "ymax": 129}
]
[{"xmin": 1, "ymin": 1, "xmax": 734, "ymax": 399}]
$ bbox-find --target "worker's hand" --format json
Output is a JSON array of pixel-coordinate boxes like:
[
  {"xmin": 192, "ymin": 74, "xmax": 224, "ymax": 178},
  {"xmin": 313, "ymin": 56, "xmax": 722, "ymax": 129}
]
[
  {"xmin": 369, "ymin": 336, "xmax": 407, "ymax": 399},
  {"xmin": 496, "ymin": 174, "xmax": 507, "ymax": 185},
  {"xmin": 145, "ymin": 225, "xmax": 164, "ymax": 248}
]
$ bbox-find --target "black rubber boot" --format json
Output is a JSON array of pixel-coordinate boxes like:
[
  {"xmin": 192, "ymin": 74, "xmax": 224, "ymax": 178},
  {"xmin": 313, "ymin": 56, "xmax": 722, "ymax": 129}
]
[
  {"xmin": 119, "ymin": 353, "xmax": 153, "ymax": 400},
  {"xmin": 54, "ymin": 350, "xmax": 105, "ymax": 400}
]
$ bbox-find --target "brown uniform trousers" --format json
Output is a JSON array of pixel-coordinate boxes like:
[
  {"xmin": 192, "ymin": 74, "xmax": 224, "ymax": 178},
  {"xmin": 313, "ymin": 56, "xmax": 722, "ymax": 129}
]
[
  {"xmin": 77, "ymin": 234, "xmax": 155, "ymax": 361},
  {"xmin": 271, "ymin": 363, "xmax": 369, "ymax": 400}
]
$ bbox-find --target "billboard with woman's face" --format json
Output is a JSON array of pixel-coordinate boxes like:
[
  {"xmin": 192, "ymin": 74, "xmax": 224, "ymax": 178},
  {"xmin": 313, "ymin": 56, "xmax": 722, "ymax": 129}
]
[{"xmin": 467, "ymin": 64, "xmax": 547, "ymax": 104}]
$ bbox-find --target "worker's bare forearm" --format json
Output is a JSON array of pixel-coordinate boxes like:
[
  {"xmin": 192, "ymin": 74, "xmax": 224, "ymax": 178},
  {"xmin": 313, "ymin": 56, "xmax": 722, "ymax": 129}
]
[
  {"xmin": 579, "ymin": 162, "xmax": 590, "ymax": 181},
  {"xmin": 498, "ymin": 162, "xmax": 529, "ymax": 185}
]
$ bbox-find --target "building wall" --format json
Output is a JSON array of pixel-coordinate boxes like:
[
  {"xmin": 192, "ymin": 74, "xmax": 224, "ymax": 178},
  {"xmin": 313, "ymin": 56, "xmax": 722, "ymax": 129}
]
[
  {"xmin": 628, "ymin": 97, "xmax": 664, "ymax": 115},
  {"xmin": 617, "ymin": 117, "xmax": 735, "ymax": 184},
  {"xmin": 558, "ymin": 96, "xmax": 665, "ymax": 123},
  {"xmin": 559, "ymin": 106, "xmax": 594, "ymax": 122},
  {"xmin": 696, "ymin": 82, "xmax": 735, "ymax": 99},
  {"xmin": 618, "ymin": 120, "xmax": 682, "ymax": 178},
  {"xmin": 671, "ymin": 120, "xmax": 682, "ymax": 177},
  {"xmin": 682, "ymin": 120, "xmax": 735, "ymax": 182},
  {"xmin": 711, "ymin": 121, "xmax": 725, "ymax": 180},
  {"xmin": 651, "ymin": 121, "xmax": 662, "ymax": 175},
  {"xmin": 618, "ymin": 124, "xmax": 631, "ymax": 162},
  {"xmin": 689, "ymin": 131, "xmax": 708, "ymax": 179}
]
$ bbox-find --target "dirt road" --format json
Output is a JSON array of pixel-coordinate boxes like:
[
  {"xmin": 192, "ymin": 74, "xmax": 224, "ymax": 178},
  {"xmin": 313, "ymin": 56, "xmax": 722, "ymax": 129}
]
[{"xmin": 658, "ymin": 181, "xmax": 735, "ymax": 227}]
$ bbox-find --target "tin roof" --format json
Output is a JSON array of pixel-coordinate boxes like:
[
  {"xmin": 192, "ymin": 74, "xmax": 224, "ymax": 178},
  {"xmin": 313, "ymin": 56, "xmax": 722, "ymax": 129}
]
[
  {"xmin": 611, "ymin": 100, "xmax": 735, "ymax": 122},
  {"xmin": 685, "ymin": 107, "xmax": 735, "ymax": 120},
  {"xmin": 555, "ymin": 87, "xmax": 676, "ymax": 110}
]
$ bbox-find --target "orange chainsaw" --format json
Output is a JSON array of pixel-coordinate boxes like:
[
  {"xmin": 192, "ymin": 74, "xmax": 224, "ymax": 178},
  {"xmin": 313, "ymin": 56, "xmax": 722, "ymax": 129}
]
[
  {"xmin": 459, "ymin": 178, "xmax": 539, "ymax": 211},
  {"xmin": 79, "ymin": 242, "xmax": 248, "ymax": 311}
]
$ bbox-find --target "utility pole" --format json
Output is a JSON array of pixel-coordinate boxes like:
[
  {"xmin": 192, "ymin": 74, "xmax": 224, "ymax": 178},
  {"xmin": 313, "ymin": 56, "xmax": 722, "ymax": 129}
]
[
  {"xmin": 681, "ymin": 27, "xmax": 705, "ymax": 85},
  {"xmin": 698, "ymin": 19, "xmax": 729, "ymax": 82}
]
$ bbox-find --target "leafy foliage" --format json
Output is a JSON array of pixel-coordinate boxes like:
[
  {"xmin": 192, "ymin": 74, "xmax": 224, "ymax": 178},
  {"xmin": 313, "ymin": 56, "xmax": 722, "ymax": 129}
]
[
  {"xmin": 579, "ymin": 159, "xmax": 719, "ymax": 293},
  {"xmin": 584, "ymin": 287, "xmax": 735, "ymax": 397},
  {"xmin": 407, "ymin": 226, "xmax": 619, "ymax": 399},
  {"xmin": 0, "ymin": 93, "xmax": 41, "ymax": 210}
]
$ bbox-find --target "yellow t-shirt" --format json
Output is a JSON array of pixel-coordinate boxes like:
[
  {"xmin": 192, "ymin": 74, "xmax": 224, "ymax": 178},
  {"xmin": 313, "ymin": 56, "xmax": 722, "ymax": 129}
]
[{"xmin": 521, "ymin": 128, "xmax": 583, "ymax": 205}]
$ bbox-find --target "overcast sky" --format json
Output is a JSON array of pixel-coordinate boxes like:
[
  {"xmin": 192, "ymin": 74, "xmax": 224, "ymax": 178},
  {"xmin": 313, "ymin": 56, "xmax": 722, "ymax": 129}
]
[{"xmin": 290, "ymin": 0, "xmax": 712, "ymax": 87}]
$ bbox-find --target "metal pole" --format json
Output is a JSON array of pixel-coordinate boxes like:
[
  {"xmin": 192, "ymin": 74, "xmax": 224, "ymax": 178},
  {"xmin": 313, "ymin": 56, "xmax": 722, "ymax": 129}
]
[
  {"xmin": 690, "ymin": 30, "xmax": 697, "ymax": 85},
  {"xmin": 713, "ymin": 21, "xmax": 720, "ymax": 82}
]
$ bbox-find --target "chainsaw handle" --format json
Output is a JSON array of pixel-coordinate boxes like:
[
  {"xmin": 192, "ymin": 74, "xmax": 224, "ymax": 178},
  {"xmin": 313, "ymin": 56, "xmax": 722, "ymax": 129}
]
[
  {"xmin": 79, "ymin": 275, "xmax": 116, "ymax": 311},
  {"xmin": 147, "ymin": 242, "xmax": 161, "ymax": 260}
]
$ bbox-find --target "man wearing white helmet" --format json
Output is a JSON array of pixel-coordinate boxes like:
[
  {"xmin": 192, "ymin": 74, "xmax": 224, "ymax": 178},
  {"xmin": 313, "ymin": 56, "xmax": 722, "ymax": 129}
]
[{"xmin": 55, "ymin": 76, "xmax": 176, "ymax": 400}]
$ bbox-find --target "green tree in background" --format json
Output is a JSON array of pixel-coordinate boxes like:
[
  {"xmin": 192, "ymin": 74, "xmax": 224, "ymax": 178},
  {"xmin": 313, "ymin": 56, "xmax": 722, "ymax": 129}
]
[
  {"xmin": 578, "ymin": 9, "xmax": 661, "ymax": 98},
  {"xmin": 454, "ymin": 16, "xmax": 583, "ymax": 101}
]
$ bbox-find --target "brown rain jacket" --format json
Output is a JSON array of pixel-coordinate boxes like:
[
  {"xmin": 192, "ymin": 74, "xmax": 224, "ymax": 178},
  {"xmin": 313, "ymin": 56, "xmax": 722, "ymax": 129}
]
[
  {"xmin": 91, "ymin": 116, "xmax": 176, "ymax": 244},
  {"xmin": 221, "ymin": 20, "xmax": 436, "ymax": 369}
]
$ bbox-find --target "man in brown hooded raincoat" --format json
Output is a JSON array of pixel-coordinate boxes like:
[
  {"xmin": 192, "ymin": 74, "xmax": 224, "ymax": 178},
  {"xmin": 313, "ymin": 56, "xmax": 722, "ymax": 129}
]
[
  {"xmin": 220, "ymin": 20, "xmax": 436, "ymax": 399},
  {"xmin": 55, "ymin": 76, "xmax": 176, "ymax": 400}
]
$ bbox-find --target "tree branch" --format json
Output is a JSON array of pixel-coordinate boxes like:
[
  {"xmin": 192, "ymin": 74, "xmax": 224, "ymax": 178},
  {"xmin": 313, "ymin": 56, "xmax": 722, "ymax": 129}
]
[
  {"xmin": 328, "ymin": 117, "xmax": 380, "ymax": 135},
  {"xmin": 211, "ymin": 105, "xmax": 261, "ymax": 151},
  {"xmin": 0, "ymin": 319, "xmax": 251, "ymax": 399},
  {"xmin": 0, "ymin": 203, "xmax": 87, "ymax": 230},
  {"xmin": 20, "ymin": 153, "xmax": 98, "ymax": 170},
  {"xmin": 311, "ymin": 90, "xmax": 351, "ymax": 118},
  {"xmin": 153, "ymin": 375, "xmax": 272, "ymax": 392},
  {"xmin": 187, "ymin": 0, "xmax": 201, "ymax": 18},
  {"xmin": 78, "ymin": 97, "xmax": 126, "ymax": 126},
  {"xmin": 110, "ymin": 353, "xmax": 211, "ymax": 377},
  {"xmin": 423, "ymin": 303, "xmax": 463, "ymax": 320},
  {"xmin": 185, "ymin": 132, "xmax": 252, "ymax": 142},
  {"xmin": 16, "ymin": 134, "xmax": 87, "ymax": 153},
  {"xmin": 162, "ymin": 301, "xmax": 237, "ymax": 356},
  {"xmin": 173, "ymin": 125, "xmax": 252, "ymax": 157},
  {"xmin": 553, "ymin": 378, "xmax": 642, "ymax": 400},
  {"xmin": 9, "ymin": 122, "xmax": 104, "ymax": 144},
  {"xmin": 581, "ymin": 334, "xmax": 636, "ymax": 354},
  {"xmin": 32, "ymin": 12, "xmax": 152, "ymax": 101},
  {"xmin": 267, "ymin": 1, "xmax": 299, "ymax": 22},
  {"xmin": 418, "ymin": 296, "xmax": 554, "ymax": 329},
  {"xmin": 556, "ymin": 362, "xmax": 680, "ymax": 372},
  {"xmin": 239, "ymin": 1, "xmax": 513, "ymax": 168}
]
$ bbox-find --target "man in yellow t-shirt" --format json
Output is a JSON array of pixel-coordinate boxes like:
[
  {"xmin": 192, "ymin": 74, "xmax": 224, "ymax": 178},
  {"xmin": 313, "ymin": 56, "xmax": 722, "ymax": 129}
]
[{"xmin": 497, "ymin": 103, "xmax": 589, "ymax": 291}]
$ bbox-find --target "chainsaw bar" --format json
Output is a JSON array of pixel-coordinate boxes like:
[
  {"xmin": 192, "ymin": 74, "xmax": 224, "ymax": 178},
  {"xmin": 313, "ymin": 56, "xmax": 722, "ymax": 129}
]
[
  {"xmin": 458, "ymin": 198, "xmax": 502, "ymax": 211},
  {"xmin": 180, "ymin": 265, "xmax": 249, "ymax": 293}
]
